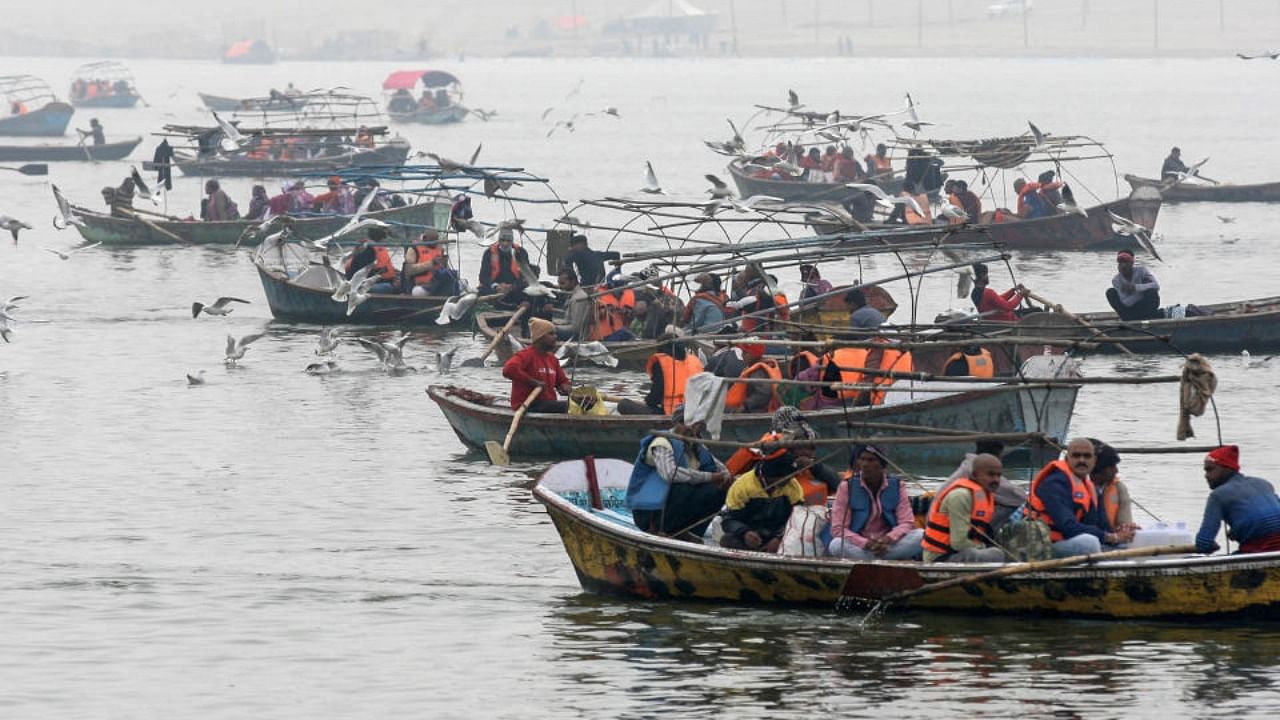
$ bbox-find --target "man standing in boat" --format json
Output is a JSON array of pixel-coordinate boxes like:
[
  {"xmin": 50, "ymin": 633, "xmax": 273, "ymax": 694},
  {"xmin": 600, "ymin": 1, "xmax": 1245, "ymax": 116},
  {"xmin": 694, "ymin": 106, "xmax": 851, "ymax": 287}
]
[
  {"xmin": 502, "ymin": 318, "xmax": 572, "ymax": 413},
  {"xmin": 1027, "ymin": 438, "xmax": 1134, "ymax": 557},
  {"xmin": 1195, "ymin": 445, "xmax": 1280, "ymax": 554},
  {"xmin": 562, "ymin": 233, "xmax": 621, "ymax": 287},
  {"xmin": 1106, "ymin": 250, "xmax": 1162, "ymax": 321}
]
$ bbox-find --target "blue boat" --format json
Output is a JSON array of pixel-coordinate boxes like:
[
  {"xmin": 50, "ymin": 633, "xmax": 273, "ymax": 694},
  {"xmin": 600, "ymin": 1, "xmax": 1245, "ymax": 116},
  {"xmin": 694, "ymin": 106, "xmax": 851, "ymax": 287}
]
[
  {"xmin": 68, "ymin": 62, "xmax": 142, "ymax": 109},
  {"xmin": 0, "ymin": 75, "xmax": 74, "ymax": 137}
]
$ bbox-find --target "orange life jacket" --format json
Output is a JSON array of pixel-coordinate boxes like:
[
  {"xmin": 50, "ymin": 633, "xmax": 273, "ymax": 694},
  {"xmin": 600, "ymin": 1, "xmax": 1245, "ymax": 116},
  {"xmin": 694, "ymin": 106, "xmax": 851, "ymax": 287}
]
[
  {"xmin": 738, "ymin": 291, "xmax": 789, "ymax": 334},
  {"xmin": 865, "ymin": 346, "xmax": 913, "ymax": 405},
  {"xmin": 247, "ymin": 136, "xmax": 274, "ymax": 160},
  {"xmin": 1027, "ymin": 459, "xmax": 1098, "ymax": 542},
  {"xmin": 725, "ymin": 359, "xmax": 782, "ymax": 412},
  {"xmin": 345, "ymin": 246, "xmax": 397, "ymax": 282},
  {"xmin": 1101, "ymin": 481, "xmax": 1123, "ymax": 528},
  {"xmin": 921, "ymin": 477, "xmax": 996, "ymax": 555},
  {"xmin": 408, "ymin": 244, "xmax": 443, "ymax": 286},
  {"xmin": 487, "ymin": 243, "xmax": 522, "ymax": 283},
  {"xmin": 592, "ymin": 288, "xmax": 635, "ymax": 340},
  {"xmin": 644, "ymin": 352, "xmax": 704, "ymax": 415},
  {"xmin": 904, "ymin": 192, "xmax": 932, "ymax": 225},
  {"xmin": 943, "ymin": 349, "xmax": 994, "ymax": 378},
  {"xmin": 826, "ymin": 347, "xmax": 869, "ymax": 400}
]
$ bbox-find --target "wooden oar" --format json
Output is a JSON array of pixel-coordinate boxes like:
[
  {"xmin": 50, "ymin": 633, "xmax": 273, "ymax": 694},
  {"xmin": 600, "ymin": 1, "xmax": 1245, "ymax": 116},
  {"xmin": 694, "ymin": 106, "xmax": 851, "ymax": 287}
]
[
  {"xmin": 0, "ymin": 163, "xmax": 48, "ymax": 176},
  {"xmin": 485, "ymin": 386, "xmax": 542, "ymax": 466},
  {"xmin": 462, "ymin": 306, "xmax": 527, "ymax": 368},
  {"xmin": 118, "ymin": 208, "xmax": 188, "ymax": 245},
  {"xmin": 1021, "ymin": 287, "xmax": 1135, "ymax": 355},
  {"xmin": 839, "ymin": 543, "xmax": 1198, "ymax": 604}
]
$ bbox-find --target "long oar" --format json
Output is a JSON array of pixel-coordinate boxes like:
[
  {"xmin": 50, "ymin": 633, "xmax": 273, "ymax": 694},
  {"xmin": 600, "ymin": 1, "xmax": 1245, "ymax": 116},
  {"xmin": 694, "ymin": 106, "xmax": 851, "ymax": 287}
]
[
  {"xmin": 462, "ymin": 306, "xmax": 527, "ymax": 368},
  {"xmin": 839, "ymin": 543, "xmax": 1197, "ymax": 605},
  {"xmin": 485, "ymin": 386, "xmax": 542, "ymax": 466},
  {"xmin": 1021, "ymin": 287, "xmax": 1135, "ymax": 355},
  {"xmin": 0, "ymin": 163, "xmax": 48, "ymax": 176}
]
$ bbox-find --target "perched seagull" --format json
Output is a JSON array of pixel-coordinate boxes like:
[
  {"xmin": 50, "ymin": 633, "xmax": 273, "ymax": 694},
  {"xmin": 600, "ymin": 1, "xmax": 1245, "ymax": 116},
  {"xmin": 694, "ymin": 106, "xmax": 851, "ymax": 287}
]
[
  {"xmin": 130, "ymin": 167, "xmax": 163, "ymax": 206},
  {"xmin": 50, "ymin": 184, "xmax": 85, "ymax": 229},
  {"xmin": 1242, "ymin": 349, "xmax": 1274, "ymax": 368},
  {"xmin": 787, "ymin": 89, "xmax": 802, "ymax": 111},
  {"xmin": 435, "ymin": 290, "xmax": 479, "ymax": 325},
  {"xmin": 42, "ymin": 241, "xmax": 102, "ymax": 260},
  {"xmin": 641, "ymin": 161, "xmax": 664, "ymax": 194},
  {"xmin": 1108, "ymin": 211, "xmax": 1162, "ymax": 261},
  {"xmin": 1056, "ymin": 184, "xmax": 1088, "ymax": 218},
  {"xmin": 186, "ymin": 370, "xmax": 206, "ymax": 386},
  {"xmin": 316, "ymin": 327, "xmax": 342, "ymax": 356},
  {"xmin": 0, "ymin": 215, "xmax": 33, "ymax": 243},
  {"xmin": 435, "ymin": 345, "xmax": 458, "ymax": 374},
  {"xmin": 192, "ymin": 296, "xmax": 250, "ymax": 318},
  {"xmin": 557, "ymin": 341, "xmax": 619, "ymax": 368},
  {"xmin": 304, "ymin": 359, "xmax": 339, "ymax": 375},
  {"xmin": 1028, "ymin": 121, "xmax": 1048, "ymax": 148},
  {"xmin": 354, "ymin": 334, "xmax": 412, "ymax": 372},
  {"xmin": 224, "ymin": 332, "xmax": 265, "ymax": 366},
  {"xmin": 705, "ymin": 174, "xmax": 734, "ymax": 200},
  {"xmin": 1217, "ymin": 215, "xmax": 1237, "ymax": 224}
]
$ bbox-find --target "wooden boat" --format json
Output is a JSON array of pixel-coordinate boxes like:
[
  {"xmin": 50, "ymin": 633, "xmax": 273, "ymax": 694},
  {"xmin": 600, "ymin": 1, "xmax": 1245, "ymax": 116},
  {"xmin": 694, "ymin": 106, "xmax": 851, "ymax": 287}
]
[
  {"xmin": 476, "ymin": 310, "xmax": 660, "ymax": 372},
  {"xmin": 1125, "ymin": 174, "xmax": 1280, "ymax": 203},
  {"xmin": 68, "ymin": 62, "xmax": 141, "ymax": 109},
  {"xmin": 149, "ymin": 141, "xmax": 410, "ymax": 178},
  {"xmin": 809, "ymin": 187, "xmax": 1163, "ymax": 253},
  {"xmin": 727, "ymin": 157, "xmax": 915, "ymax": 209},
  {"xmin": 535, "ymin": 457, "xmax": 1280, "ymax": 618},
  {"xmin": 71, "ymin": 201, "xmax": 443, "ymax": 246},
  {"xmin": 426, "ymin": 380, "xmax": 1078, "ymax": 470},
  {"xmin": 950, "ymin": 296, "xmax": 1280, "ymax": 355},
  {"xmin": 198, "ymin": 92, "xmax": 312, "ymax": 114},
  {"xmin": 0, "ymin": 136, "xmax": 140, "ymax": 162},
  {"xmin": 383, "ymin": 69, "xmax": 469, "ymax": 125},
  {"xmin": 254, "ymin": 258, "xmax": 467, "ymax": 326},
  {"xmin": 0, "ymin": 75, "xmax": 74, "ymax": 137}
]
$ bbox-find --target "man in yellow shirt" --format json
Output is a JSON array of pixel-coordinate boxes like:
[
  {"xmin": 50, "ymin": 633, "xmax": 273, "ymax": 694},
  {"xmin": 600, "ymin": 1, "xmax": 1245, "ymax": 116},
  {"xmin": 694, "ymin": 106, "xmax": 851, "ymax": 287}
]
[{"xmin": 720, "ymin": 451, "xmax": 805, "ymax": 553}]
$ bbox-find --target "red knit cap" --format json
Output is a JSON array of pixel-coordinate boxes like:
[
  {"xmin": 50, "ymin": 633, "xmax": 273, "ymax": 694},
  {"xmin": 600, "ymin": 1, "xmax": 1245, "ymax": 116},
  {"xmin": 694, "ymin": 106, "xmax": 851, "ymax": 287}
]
[{"xmin": 1207, "ymin": 445, "xmax": 1240, "ymax": 471}]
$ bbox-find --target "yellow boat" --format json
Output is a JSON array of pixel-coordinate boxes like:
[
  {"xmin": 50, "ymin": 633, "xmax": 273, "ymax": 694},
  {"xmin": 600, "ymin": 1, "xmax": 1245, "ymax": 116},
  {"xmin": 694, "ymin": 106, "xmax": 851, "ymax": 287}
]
[{"xmin": 534, "ymin": 458, "xmax": 1280, "ymax": 619}]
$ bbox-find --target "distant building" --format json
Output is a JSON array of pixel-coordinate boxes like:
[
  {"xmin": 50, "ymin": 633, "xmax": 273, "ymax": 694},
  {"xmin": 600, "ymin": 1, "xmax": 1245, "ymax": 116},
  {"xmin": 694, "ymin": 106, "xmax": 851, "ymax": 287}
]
[
  {"xmin": 603, "ymin": 0, "xmax": 718, "ymax": 55},
  {"xmin": 222, "ymin": 39, "xmax": 276, "ymax": 65}
]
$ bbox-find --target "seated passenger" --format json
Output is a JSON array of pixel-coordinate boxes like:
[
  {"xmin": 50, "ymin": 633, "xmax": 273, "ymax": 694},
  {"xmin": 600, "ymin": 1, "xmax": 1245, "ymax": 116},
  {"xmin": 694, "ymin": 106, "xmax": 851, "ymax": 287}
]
[
  {"xmin": 552, "ymin": 268, "xmax": 592, "ymax": 341},
  {"xmin": 638, "ymin": 335, "xmax": 704, "ymax": 415},
  {"xmin": 1091, "ymin": 440, "xmax": 1137, "ymax": 533},
  {"xmin": 922, "ymin": 453, "xmax": 1009, "ymax": 563},
  {"xmin": 828, "ymin": 444, "xmax": 924, "ymax": 560},
  {"xmin": 720, "ymin": 449, "xmax": 805, "ymax": 553},
  {"xmin": 681, "ymin": 273, "xmax": 731, "ymax": 335},
  {"xmin": 1195, "ymin": 444, "xmax": 1280, "ymax": 554},
  {"xmin": 344, "ymin": 226, "xmax": 399, "ymax": 294},
  {"xmin": 1027, "ymin": 438, "xmax": 1134, "ymax": 557},
  {"xmin": 969, "ymin": 262, "xmax": 1025, "ymax": 322},
  {"xmin": 626, "ymin": 405, "xmax": 732, "ymax": 539},
  {"xmin": 723, "ymin": 343, "xmax": 781, "ymax": 414}
]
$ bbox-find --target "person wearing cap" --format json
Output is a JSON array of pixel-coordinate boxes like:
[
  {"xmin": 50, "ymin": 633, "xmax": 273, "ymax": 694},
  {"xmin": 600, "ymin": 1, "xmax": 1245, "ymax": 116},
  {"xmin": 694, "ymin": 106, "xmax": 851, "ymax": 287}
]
[
  {"xmin": 681, "ymin": 273, "xmax": 730, "ymax": 335},
  {"xmin": 1090, "ymin": 439, "xmax": 1136, "ymax": 533},
  {"xmin": 705, "ymin": 341, "xmax": 756, "ymax": 380},
  {"xmin": 353, "ymin": 178, "xmax": 387, "ymax": 212},
  {"xmin": 562, "ymin": 233, "xmax": 620, "ymax": 287},
  {"xmin": 1027, "ymin": 438, "xmax": 1134, "ymax": 557},
  {"xmin": 720, "ymin": 449, "xmax": 806, "ymax": 552},
  {"xmin": 829, "ymin": 444, "xmax": 923, "ymax": 560},
  {"xmin": 1195, "ymin": 445, "xmax": 1280, "ymax": 554},
  {"xmin": 478, "ymin": 227, "xmax": 530, "ymax": 297},
  {"xmin": 1161, "ymin": 146, "xmax": 1189, "ymax": 180},
  {"xmin": 923, "ymin": 453, "xmax": 1009, "ymax": 563},
  {"xmin": 728, "ymin": 271, "xmax": 784, "ymax": 335},
  {"xmin": 1107, "ymin": 250, "xmax": 1161, "ymax": 321},
  {"xmin": 344, "ymin": 226, "xmax": 399, "ymax": 294},
  {"xmin": 969, "ymin": 263, "xmax": 1025, "ymax": 323},
  {"xmin": 846, "ymin": 287, "xmax": 885, "ymax": 331},
  {"xmin": 501, "ymin": 317, "xmax": 571, "ymax": 413},
  {"xmin": 626, "ymin": 405, "xmax": 731, "ymax": 539}
]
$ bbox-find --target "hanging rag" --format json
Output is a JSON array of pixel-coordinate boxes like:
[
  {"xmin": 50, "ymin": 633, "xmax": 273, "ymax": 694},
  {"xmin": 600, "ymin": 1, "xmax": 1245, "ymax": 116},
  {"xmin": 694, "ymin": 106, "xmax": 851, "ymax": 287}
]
[
  {"xmin": 1178, "ymin": 353, "xmax": 1217, "ymax": 441},
  {"xmin": 683, "ymin": 372, "xmax": 727, "ymax": 439}
]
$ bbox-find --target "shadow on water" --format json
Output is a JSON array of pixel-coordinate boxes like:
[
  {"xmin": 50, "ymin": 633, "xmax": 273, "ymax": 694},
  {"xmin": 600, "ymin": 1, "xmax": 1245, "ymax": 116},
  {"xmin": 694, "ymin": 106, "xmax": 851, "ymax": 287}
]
[{"xmin": 543, "ymin": 595, "xmax": 1280, "ymax": 717}]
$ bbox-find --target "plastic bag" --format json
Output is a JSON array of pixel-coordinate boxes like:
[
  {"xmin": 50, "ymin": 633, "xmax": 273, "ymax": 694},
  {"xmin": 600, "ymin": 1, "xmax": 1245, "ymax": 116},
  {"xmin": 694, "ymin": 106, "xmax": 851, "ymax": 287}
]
[
  {"xmin": 568, "ymin": 386, "xmax": 610, "ymax": 416},
  {"xmin": 780, "ymin": 505, "xmax": 830, "ymax": 558}
]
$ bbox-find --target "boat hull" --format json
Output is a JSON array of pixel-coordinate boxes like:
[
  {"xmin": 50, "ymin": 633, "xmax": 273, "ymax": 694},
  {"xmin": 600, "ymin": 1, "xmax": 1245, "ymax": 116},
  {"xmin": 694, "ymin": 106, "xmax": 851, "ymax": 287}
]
[
  {"xmin": 0, "ymin": 102, "xmax": 74, "ymax": 137},
  {"xmin": 149, "ymin": 143, "xmax": 411, "ymax": 178},
  {"xmin": 197, "ymin": 92, "xmax": 312, "ymax": 113},
  {"xmin": 71, "ymin": 94, "xmax": 140, "ymax": 109},
  {"xmin": 0, "ymin": 136, "xmax": 141, "ymax": 162},
  {"xmin": 255, "ymin": 264, "xmax": 468, "ymax": 326},
  {"xmin": 72, "ymin": 201, "xmax": 442, "ymax": 246},
  {"xmin": 534, "ymin": 459, "xmax": 1280, "ymax": 618},
  {"xmin": 427, "ymin": 382, "xmax": 1077, "ymax": 471},
  {"xmin": 1125, "ymin": 173, "xmax": 1280, "ymax": 203},
  {"xmin": 389, "ymin": 106, "xmax": 469, "ymax": 124}
]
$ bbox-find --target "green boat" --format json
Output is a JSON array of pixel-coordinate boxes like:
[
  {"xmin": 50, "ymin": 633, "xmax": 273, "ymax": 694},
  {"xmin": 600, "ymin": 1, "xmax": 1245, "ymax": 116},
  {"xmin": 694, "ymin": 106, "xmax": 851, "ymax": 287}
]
[{"xmin": 70, "ymin": 201, "xmax": 443, "ymax": 246}]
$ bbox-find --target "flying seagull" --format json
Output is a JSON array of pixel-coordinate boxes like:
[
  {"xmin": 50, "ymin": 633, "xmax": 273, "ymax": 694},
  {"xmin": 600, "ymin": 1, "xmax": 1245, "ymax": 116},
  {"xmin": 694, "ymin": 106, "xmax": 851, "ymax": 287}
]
[
  {"xmin": 1056, "ymin": 184, "xmax": 1088, "ymax": 217},
  {"xmin": 42, "ymin": 241, "xmax": 102, "ymax": 260},
  {"xmin": 641, "ymin": 161, "xmax": 664, "ymax": 195},
  {"xmin": 705, "ymin": 174, "xmax": 734, "ymax": 200},
  {"xmin": 435, "ymin": 345, "xmax": 458, "ymax": 374},
  {"xmin": 186, "ymin": 370, "xmax": 206, "ymax": 386},
  {"xmin": 192, "ymin": 296, "xmax": 250, "ymax": 318},
  {"xmin": 316, "ymin": 327, "xmax": 342, "ymax": 356},
  {"xmin": 1108, "ymin": 211, "xmax": 1162, "ymax": 261},
  {"xmin": 50, "ymin": 184, "xmax": 85, "ymax": 229},
  {"xmin": 0, "ymin": 215, "xmax": 33, "ymax": 243},
  {"xmin": 224, "ymin": 332, "xmax": 265, "ymax": 366}
]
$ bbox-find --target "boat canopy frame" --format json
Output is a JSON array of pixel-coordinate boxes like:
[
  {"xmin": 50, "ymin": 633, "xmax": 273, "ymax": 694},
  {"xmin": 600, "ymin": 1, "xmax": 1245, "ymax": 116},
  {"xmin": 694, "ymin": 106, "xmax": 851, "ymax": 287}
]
[{"xmin": 0, "ymin": 74, "xmax": 60, "ymax": 107}]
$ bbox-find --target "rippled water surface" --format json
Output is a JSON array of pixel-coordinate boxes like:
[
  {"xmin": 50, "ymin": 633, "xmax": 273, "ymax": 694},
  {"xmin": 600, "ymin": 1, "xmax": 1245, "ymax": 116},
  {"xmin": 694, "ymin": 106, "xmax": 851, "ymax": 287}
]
[{"xmin": 2, "ymin": 55, "xmax": 1280, "ymax": 718}]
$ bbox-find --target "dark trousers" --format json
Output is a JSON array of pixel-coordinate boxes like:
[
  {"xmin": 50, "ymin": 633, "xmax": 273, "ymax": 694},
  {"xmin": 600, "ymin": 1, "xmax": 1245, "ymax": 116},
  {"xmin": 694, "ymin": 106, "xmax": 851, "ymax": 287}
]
[
  {"xmin": 528, "ymin": 398, "xmax": 568, "ymax": 413},
  {"xmin": 632, "ymin": 482, "xmax": 726, "ymax": 539},
  {"xmin": 1106, "ymin": 287, "xmax": 1162, "ymax": 321}
]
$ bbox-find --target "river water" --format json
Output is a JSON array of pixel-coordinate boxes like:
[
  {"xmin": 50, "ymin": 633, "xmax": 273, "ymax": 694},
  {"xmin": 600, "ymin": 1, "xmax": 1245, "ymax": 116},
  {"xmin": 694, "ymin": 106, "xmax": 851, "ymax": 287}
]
[{"xmin": 2, "ymin": 56, "xmax": 1279, "ymax": 717}]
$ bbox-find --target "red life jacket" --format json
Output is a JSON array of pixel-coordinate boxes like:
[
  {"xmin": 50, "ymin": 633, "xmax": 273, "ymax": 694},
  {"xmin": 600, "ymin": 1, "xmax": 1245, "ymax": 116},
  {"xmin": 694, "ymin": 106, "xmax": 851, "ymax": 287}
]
[{"xmin": 487, "ymin": 243, "xmax": 522, "ymax": 283}]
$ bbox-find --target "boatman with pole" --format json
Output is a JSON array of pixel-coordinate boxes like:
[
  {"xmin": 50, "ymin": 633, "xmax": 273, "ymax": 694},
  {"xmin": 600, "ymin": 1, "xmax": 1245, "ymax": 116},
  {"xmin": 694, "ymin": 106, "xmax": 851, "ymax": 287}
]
[{"xmin": 1195, "ymin": 445, "xmax": 1280, "ymax": 554}]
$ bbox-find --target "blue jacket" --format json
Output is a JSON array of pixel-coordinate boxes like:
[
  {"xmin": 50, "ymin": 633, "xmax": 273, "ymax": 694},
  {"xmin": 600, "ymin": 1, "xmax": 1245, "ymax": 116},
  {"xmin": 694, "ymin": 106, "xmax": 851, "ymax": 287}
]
[
  {"xmin": 1035, "ymin": 469, "xmax": 1110, "ymax": 541},
  {"xmin": 1196, "ymin": 472, "xmax": 1280, "ymax": 553},
  {"xmin": 844, "ymin": 475, "xmax": 902, "ymax": 533},
  {"xmin": 626, "ymin": 435, "xmax": 718, "ymax": 511}
]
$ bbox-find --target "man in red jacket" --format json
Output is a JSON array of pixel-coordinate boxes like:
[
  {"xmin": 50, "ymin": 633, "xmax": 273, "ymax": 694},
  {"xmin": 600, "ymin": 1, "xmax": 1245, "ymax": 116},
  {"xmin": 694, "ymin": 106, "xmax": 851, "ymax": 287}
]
[{"xmin": 502, "ymin": 318, "xmax": 571, "ymax": 412}]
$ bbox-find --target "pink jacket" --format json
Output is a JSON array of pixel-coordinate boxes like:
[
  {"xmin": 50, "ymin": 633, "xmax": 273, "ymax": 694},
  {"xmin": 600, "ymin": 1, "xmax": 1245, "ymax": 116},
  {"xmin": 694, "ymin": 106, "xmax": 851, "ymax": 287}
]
[{"xmin": 829, "ymin": 474, "xmax": 915, "ymax": 549}]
